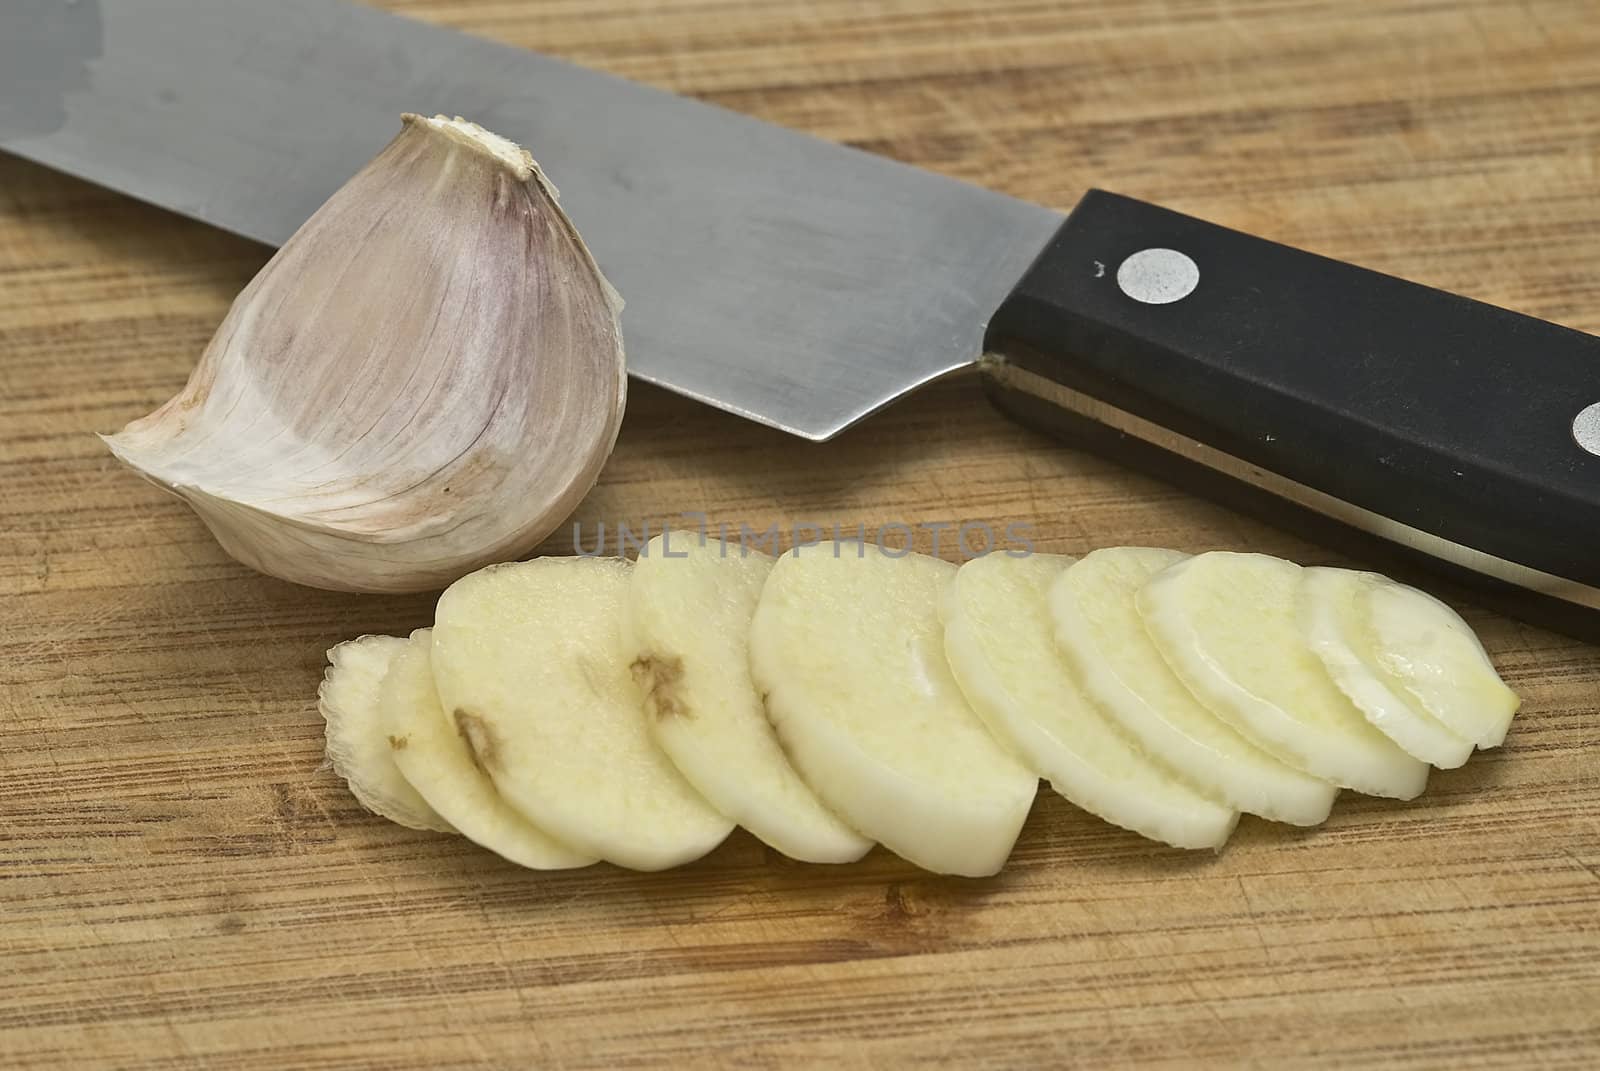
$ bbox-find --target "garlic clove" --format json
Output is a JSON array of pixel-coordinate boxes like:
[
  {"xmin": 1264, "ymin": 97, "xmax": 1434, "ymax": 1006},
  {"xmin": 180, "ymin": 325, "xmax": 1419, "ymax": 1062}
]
[{"xmin": 102, "ymin": 114, "xmax": 626, "ymax": 593}]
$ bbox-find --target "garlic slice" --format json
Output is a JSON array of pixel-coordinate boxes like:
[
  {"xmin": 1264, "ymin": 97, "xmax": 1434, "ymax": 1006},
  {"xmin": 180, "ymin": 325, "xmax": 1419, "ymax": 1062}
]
[
  {"xmin": 319, "ymin": 633, "xmax": 456, "ymax": 833},
  {"xmin": 103, "ymin": 114, "xmax": 626, "ymax": 593}
]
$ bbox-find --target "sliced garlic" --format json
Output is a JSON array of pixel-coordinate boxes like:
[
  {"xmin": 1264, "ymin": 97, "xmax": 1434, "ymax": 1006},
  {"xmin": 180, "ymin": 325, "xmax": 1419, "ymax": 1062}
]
[
  {"xmin": 747, "ymin": 542, "xmax": 1038, "ymax": 877},
  {"xmin": 941, "ymin": 551, "xmax": 1239, "ymax": 850},
  {"xmin": 102, "ymin": 114, "xmax": 626, "ymax": 593},
  {"xmin": 1361, "ymin": 578, "xmax": 1521, "ymax": 749},
  {"xmin": 318, "ymin": 633, "xmax": 455, "ymax": 833},
  {"xmin": 1050, "ymin": 548, "xmax": 1337, "ymax": 826},
  {"xmin": 1297, "ymin": 567, "xmax": 1476, "ymax": 767},
  {"xmin": 623, "ymin": 533, "xmax": 872, "ymax": 864},
  {"xmin": 1138, "ymin": 551, "xmax": 1429, "ymax": 800},
  {"xmin": 430, "ymin": 557, "xmax": 734, "ymax": 871},
  {"xmin": 380, "ymin": 629, "xmax": 595, "ymax": 870}
]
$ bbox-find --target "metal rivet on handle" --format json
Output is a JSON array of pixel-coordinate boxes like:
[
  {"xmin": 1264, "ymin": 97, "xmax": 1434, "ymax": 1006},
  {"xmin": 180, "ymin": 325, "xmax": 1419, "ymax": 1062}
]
[
  {"xmin": 1575, "ymin": 402, "xmax": 1600, "ymax": 457},
  {"xmin": 1116, "ymin": 248, "xmax": 1199, "ymax": 305}
]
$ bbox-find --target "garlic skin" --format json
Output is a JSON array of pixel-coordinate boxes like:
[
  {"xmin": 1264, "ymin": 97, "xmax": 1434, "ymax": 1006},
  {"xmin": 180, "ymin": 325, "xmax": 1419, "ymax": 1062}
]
[{"xmin": 103, "ymin": 114, "xmax": 626, "ymax": 593}]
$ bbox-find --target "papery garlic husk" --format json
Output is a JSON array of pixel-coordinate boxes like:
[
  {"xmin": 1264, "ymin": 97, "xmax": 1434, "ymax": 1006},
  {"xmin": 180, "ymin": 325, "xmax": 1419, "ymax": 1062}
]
[{"xmin": 102, "ymin": 114, "xmax": 626, "ymax": 593}]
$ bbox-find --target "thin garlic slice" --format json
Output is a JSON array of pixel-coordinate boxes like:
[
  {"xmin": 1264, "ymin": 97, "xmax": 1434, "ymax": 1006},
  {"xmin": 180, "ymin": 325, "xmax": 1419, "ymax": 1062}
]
[
  {"xmin": 319, "ymin": 633, "xmax": 456, "ymax": 833},
  {"xmin": 103, "ymin": 114, "xmax": 626, "ymax": 593},
  {"xmin": 381, "ymin": 629, "xmax": 594, "ymax": 870}
]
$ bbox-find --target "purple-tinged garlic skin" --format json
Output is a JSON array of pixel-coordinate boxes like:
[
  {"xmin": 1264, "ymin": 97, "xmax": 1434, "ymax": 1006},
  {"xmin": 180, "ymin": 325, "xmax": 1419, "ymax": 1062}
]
[{"xmin": 104, "ymin": 114, "xmax": 626, "ymax": 593}]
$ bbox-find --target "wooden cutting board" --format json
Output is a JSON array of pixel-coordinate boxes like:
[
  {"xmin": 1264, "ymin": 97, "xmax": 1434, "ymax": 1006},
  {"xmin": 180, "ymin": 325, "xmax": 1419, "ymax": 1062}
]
[{"xmin": 3, "ymin": 2, "xmax": 1597, "ymax": 1066}]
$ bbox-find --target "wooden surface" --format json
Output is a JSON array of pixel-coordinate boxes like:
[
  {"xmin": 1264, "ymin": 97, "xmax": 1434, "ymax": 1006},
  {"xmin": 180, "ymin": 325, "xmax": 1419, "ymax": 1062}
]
[{"xmin": 3, "ymin": 1, "xmax": 1599, "ymax": 1067}]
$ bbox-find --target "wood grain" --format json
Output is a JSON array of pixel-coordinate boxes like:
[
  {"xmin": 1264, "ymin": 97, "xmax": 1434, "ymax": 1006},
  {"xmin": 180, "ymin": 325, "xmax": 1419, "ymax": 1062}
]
[{"xmin": 3, "ymin": 1, "xmax": 1598, "ymax": 1067}]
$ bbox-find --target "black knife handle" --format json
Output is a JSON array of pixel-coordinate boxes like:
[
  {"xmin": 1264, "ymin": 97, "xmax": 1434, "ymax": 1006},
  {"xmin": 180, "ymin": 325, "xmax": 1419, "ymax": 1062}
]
[{"xmin": 981, "ymin": 189, "xmax": 1600, "ymax": 637}]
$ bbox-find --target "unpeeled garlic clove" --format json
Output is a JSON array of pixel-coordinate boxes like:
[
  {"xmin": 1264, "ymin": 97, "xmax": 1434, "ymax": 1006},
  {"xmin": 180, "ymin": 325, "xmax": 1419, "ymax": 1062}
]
[{"xmin": 103, "ymin": 114, "xmax": 626, "ymax": 593}]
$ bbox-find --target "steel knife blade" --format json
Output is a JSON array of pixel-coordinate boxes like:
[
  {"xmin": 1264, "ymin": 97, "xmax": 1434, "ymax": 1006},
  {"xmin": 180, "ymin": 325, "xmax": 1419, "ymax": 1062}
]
[{"xmin": 0, "ymin": 0, "xmax": 1058, "ymax": 442}]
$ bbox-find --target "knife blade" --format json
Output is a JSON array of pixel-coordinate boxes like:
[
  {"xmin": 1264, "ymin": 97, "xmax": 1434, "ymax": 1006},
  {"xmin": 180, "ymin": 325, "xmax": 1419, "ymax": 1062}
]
[
  {"xmin": 0, "ymin": 0, "xmax": 1058, "ymax": 442},
  {"xmin": 4, "ymin": 0, "xmax": 1599, "ymax": 636}
]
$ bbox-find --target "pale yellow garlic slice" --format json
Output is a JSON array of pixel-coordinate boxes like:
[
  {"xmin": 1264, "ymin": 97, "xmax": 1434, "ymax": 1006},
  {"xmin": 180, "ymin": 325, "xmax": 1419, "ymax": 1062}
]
[
  {"xmin": 1139, "ymin": 552, "xmax": 1429, "ymax": 800},
  {"xmin": 748, "ymin": 542, "xmax": 1037, "ymax": 876},
  {"xmin": 1298, "ymin": 568, "xmax": 1475, "ymax": 767},
  {"xmin": 381, "ymin": 629, "xmax": 594, "ymax": 870},
  {"xmin": 318, "ymin": 634, "xmax": 454, "ymax": 833},
  {"xmin": 1050, "ymin": 548, "xmax": 1337, "ymax": 825},
  {"xmin": 1362, "ymin": 578, "xmax": 1521, "ymax": 749},
  {"xmin": 624, "ymin": 533, "xmax": 871, "ymax": 864},
  {"xmin": 430, "ymin": 557, "xmax": 733, "ymax": 871},
  {"xmin": 941, "ymin": 552, "xmax": 1238, "ymax": 849}
]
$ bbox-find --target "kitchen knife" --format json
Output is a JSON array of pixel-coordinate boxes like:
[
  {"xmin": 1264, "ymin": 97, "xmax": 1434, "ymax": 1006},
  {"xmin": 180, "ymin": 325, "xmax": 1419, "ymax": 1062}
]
[{"xmin": 3, "ymin": 0, "xmax": 1598, "ymax": 636}]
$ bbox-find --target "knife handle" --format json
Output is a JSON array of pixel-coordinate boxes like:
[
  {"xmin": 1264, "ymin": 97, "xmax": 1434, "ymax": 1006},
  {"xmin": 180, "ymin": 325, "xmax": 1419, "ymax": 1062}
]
[{"xmin": 980, "ymin": 189, "xmax": 1600, "ymax": 638}]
